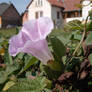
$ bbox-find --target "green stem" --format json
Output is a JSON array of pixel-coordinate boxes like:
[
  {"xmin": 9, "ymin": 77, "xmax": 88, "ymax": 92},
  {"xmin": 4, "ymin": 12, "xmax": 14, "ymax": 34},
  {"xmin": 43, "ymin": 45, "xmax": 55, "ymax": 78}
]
[
  {"xmin": 73, "ymin": 16, "xmax": 89, "ymax": 56},
  {"xmin": 65, "ymin": 16, "xmax": 89, "ymax": 69}
]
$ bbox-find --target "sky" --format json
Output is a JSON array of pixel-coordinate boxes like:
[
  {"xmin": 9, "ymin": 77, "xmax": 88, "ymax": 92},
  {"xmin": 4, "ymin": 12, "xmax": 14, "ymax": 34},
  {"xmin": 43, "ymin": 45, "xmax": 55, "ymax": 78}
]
[{"xmin": 0, "ymin": 0, "xmax": 31, "ymax": 14}]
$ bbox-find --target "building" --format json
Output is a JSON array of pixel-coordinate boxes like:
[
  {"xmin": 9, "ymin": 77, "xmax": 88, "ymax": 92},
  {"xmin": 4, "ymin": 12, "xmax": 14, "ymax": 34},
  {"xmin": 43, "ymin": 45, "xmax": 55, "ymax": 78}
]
[
  {"xmin": 63, "ymin": 0, "xmax": 92, "ymax": 22},
  {"xmin": 22, "ymin": 10, "xmax": 28, "ymax": 24},
  {"xmin": 63, "ymin": 0, "xmax": 82, "ymax": 22},
  {"xmin": 23, "ymin": 0, "xmax": 92, "ymax": 28},
  {"xmin": 0, "ymin": 3, "xmax": 21, "ymax": 28},
  {"xmin": 26, "ymin": 0, "xmax": 64, "ymax": 28}
]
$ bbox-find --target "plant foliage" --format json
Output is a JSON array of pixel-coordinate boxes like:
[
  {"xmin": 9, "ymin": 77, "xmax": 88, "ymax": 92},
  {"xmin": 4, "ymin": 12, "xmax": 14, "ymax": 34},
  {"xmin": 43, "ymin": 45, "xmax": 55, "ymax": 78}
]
[{"xmin": 1, "ymin": 8, "xmax": 92, "ymax": 92}]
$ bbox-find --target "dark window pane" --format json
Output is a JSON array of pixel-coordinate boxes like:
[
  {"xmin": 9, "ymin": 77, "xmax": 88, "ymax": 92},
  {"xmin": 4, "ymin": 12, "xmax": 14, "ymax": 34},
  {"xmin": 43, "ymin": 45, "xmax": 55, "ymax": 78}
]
[
  {"xmin": 57, "ymin": 12, "xmax": 60, "ymax": 19},
  {"xmin": 35, "ymin": 12, "xmax": 38, "ymax": 19},
  {"xmin": 40, "ymin": 11, "xmax": 43, "ymax": 17}
]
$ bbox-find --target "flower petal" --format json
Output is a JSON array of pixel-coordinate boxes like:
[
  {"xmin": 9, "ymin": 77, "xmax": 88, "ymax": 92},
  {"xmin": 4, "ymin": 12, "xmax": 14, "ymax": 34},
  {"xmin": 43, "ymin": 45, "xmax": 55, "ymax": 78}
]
[
  {"xmin": 9, "ymin": 31, "xmax": 30, "ymax": 56},
  {"xmin": 21, "ymin": 39, "xmax": 53, "ymax": 65},
  {"xmin": 9, "ymin": 31, "xmax": 23, "ymax": 56},
  {"xmin": 37, "ymin": 17, "xmax": 54, "ymax": 39},
  {"xmin": 9, "ymin": 17, "xmax": 54, "ymax": 65},
  {"xmin": 22, "ymin": 19, "xmax": 40, "ymax": 41},
  {"xmin": 22, "ymin": 17, "xmax": 54, "ymax": 41}
]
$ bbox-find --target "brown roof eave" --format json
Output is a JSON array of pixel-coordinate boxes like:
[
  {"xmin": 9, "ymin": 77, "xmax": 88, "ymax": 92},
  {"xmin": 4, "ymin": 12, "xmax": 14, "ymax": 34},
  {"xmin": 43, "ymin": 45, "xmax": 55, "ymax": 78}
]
[
  {"xmin": 2, "ymin": 4, "xmax": 20, "ymax": 17},
  {"xmin": 52, "ymin": 5, "xmax": 64, "ymax": 10},
  {"xmin": 63, "ymin": 9, "xmax": 82, "ymax": 13}
]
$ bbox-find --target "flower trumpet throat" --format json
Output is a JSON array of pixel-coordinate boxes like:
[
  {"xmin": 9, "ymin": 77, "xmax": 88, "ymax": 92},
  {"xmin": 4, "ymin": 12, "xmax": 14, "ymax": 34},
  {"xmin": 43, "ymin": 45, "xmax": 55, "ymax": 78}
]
[{"xmin": 47, "ymin": 60, "xmax": 62, "ymax": 71}]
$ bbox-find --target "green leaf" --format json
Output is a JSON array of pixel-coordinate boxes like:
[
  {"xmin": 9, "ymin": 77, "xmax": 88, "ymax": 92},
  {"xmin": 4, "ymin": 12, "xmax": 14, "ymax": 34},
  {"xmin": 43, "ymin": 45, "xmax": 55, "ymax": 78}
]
[
  {"xmin": 62, "ymin": 56, "xmax": 67, "ymax": 65},
  {"xmin": 85, "ymin": 32, "xmax": 92, "ymax": 45},
  {"xmin": 70, "ymin": 31, "xmax": 82, "ymax": 41},
  {"xmin": 49, "ymin": 30, "xmax": 71, "ymax": 45},
  {"xmin": 57, "ymin": 32, "xmax": 71, "ymax": 45},
  {"xmin": 4, "ymin": 49, "xmax": 13, "ymax": 65},
  {"xmin": 8, "ymin": 55, "xmax": 13, "ymax": 65},
  {"xmin": 47, "ymin": 60, "xmax": 63, "ymax": 71},
  {"xmin": 89, "ymin": 10, "xmax": 92, "ymax": 20},
  {"xmin": 74, "ymin": 34, "xmax": 82, "ymax": 41},
  {"xmin": 43, "ymin": 88, "xmax": 52, "ymax": 92},
  {"xmin": 88, "ymin": 81, "xmax": 92, "ymax": 86},
  {"xmin": 0, "ymin": 41, "xmax": 8, "ymax": 46},
  {"xmin": 2, "ymin": 81, "xmax": 15, "ymax": 91},
  {"xmin": 42, "ymin": 65, "xmax": 61, "ymax": 79},
  {"xmin": 0, "ymin": 65, "xmax": 18, "ymax": 84},
  {"xmin": 5, "ymin": 77, "xmax": 46, "ymax": 92},
  {"xmin": 0, "ymin": 71, "xmax": 7, "ymax": 84},
  {"xmin": 19, "ymin": 57, "xmax": 38, "ymax": 74},
  {"xmin": 16, "ymin": 53, "xmax": 25, "ymax": 59},
  {"xmin": 88, "ymin": 54, "xmax": 92, "ymax": 65},
  {"xmin": 5, "ymin": 65, "xmax": 18, "ymax": 76},
  {"xmin": 50, "ymin": 37, "xmax": 66, "ymax": 59}
]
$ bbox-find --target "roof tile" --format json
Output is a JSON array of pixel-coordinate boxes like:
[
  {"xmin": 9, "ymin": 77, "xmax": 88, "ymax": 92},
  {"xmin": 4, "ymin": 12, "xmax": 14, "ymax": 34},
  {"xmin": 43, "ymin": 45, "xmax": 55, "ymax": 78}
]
[
  {"xmin": 0, "ymin": 3, "xmax": 10, "ymax": 16},
  {"xmin": 27, "ymin": 0, "xmax": 64, "ymax": 9},
  {"xmin": 47, "ymin": 0, "xmax": 64, "ymax": 8},
  {"xmin": 64, "ymin": 0, "xmax": 81, "ymax": 12}
]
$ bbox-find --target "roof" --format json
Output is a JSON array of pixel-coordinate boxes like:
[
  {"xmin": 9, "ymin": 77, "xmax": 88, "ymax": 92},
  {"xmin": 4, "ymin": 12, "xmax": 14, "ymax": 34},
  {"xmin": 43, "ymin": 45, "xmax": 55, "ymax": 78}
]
[
  {"xmin": 47, "ymin": 0, "xmax": 64, "ymax": 8},
  {"xmin": 0, "ymin": 3, "xmax": 10, "ymax": 16},
  {"xmin": 64, "ymin": 0, "xmax": 81, "ymax": 12},
  {"xmin": 27, "ymin": 0, "xmax": 64, "ymax": 9}
]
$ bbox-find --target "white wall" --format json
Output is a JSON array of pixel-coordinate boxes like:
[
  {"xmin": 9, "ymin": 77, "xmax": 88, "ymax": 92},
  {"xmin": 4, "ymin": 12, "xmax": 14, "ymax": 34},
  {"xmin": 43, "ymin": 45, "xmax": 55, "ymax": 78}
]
[
  {"xmin": 82, "ymin": 0, "xmax": 92, "ymax": 20},
  {"xmin": 65, "ymin": 0, "xmax": 92, "ymax": 22},
  {"xmin": 0, "ymin": 24, "xmax": 1, "ymax": 28},
  {"xmin": 28, "ymin": 0, "xmax": 51, "ymax": 20},
  {"xmin": 51, "ymin": 6, "xmax": 63, "ymax": 28},
  {"xmin": 66, "ymin": 17, "xmax": 83, "ymax": 22}
]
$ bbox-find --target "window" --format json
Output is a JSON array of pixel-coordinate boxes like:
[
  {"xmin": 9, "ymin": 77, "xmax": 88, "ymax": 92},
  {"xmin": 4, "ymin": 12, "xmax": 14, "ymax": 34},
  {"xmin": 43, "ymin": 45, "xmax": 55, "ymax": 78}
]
[
  {"xmin": 36, "ymin": 0, "xmax": 43, "ymax": 6},
  {"xmin": 35, "ymin": 12, "xmax": 38, "ymax": 19},
  {"xmin": 35, "ymin": 11, "xmax": 43, "ymax": 19},
  {"xmin": 41, "ymin": 0, "xmax": 43, "ymax": 6},
  {"xmin": 78, "ymin": 11, "xmax": 82, "ymax": 17},
  {"xmin": 40, "ymin": 11, "xmax": 43, "ymax": 17},
  {"xmin": 57, "ymin": 12, "xmax": 60, "ymax": 19},
  {"xmin": 38, "ymin": 0, "xmax": 40, "ymax": 5},
  {"xmin": 35, "ymin": 1, "xmax": 37, "ymax": 6}
]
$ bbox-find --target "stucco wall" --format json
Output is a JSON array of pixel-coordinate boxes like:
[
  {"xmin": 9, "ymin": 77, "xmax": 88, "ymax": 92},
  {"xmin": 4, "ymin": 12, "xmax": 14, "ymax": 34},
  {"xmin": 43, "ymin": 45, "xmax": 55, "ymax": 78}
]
[
  {"xmin": 82, "ymin": 0, "xmax": 92, "ymax": 20},
  {"xmin": 65, "ymin": 0, "xmax": 92, "ymax": 22},
  {"xmin": 66, "ymin": 17, "xmax": 83, "ymax": 22},
  {"xmin": 51, "ymin": 6, "xmax": 63, "ymax": 28},
  {"xmin": 28, "ymin": 0, "xmax": 51, "ymax": 20},
  {"xmin": 0, "ymin": 16, "xmax": 2, "ymax": 28}
]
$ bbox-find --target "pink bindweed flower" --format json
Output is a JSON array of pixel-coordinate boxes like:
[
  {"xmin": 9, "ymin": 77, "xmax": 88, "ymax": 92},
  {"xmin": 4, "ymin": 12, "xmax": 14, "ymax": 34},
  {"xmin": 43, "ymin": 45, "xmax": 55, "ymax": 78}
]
[{"xmin": 9, "ymin": 17, "xmax": 54, "ymax": 65}]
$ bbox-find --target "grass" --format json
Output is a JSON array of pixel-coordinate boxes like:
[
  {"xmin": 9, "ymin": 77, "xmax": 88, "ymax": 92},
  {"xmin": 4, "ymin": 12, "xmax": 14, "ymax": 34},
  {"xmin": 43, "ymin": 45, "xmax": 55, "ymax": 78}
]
[
  {"xmin": 0, "ymin": 27, "xmax": 20, "ymax": 38},
  {"xmin": 0, "ymin": 28, "xmax": 65, "ymax": 40},
  {"xmin": 0, "ymin": 28, "xmax": 64, "ymax": 38}
]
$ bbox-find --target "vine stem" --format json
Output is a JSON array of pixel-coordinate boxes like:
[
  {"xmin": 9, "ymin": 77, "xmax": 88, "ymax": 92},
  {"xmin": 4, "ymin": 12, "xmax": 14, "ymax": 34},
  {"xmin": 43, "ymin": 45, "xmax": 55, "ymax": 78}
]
[
  {"xmin": 73, "ymin": 16, "xmax": 89, "ymax": 56},
  {"xmin": 65, "ymin": 15, "xmax": 89, "ymax": 69}
]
